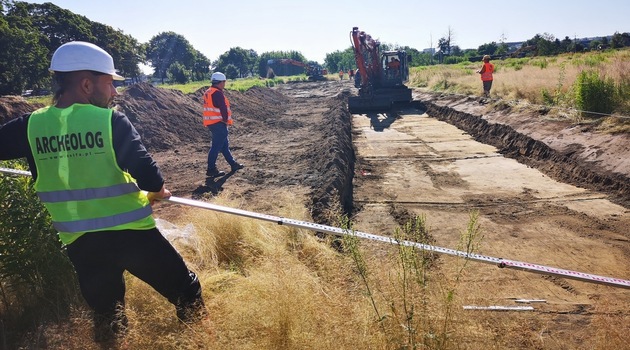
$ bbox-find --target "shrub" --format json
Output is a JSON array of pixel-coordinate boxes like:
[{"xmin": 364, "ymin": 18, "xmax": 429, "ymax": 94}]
[
  {"xmin": 166, "ymin": 62, "xmax": 190, "ymax": 84},
  {"xmin": 0, "ymin": 160, "xmax": 79, "ymax": 341},
  {"xmin": 574, "ymin": 70, "xmax": 617, "ymax": 117}
]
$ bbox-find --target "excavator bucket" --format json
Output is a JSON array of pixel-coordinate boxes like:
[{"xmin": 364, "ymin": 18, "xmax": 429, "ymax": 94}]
[
  {"xmin": 348, "ymin": 95, "xmax": 393, "ymax": 113},
  {"xmin": 348, "ymin": 87, "xmax": 412, "ymax": 114}
]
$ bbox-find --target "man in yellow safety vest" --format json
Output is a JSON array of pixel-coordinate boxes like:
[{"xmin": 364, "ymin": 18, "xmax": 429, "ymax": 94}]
[{"xmin": 0, "ymin": 41, "xmax": 207, "ymax": 344}]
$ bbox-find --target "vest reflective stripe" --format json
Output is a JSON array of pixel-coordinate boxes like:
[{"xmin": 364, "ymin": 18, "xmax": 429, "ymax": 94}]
[
  {"xmin": 481, "ymin": 63, "xmax": 494, "ymax": 81},
  {"xmin": 37, "ymin": 182, "xmax": 140, "ymax": 203},
  {"xmin": 52, "ymin": 205, "xmax": 153, "ymax": 233},
  {"xmin": 203, "ymin": 87, "xmax": 233, "ymax": 126},
  {"xmin": 203, "ymin": 107, "xmax": 222, "ymax": 113}
]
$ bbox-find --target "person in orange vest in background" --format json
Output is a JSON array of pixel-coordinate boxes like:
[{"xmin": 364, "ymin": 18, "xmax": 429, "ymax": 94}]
[
  {"xmin": 203, "ymin": 72, "xmax": 244, "ymax": 178},
  {"xmin": 476, "ymin": 55, "xmax": 494, "ymax": 97},
  {"xmin": 387, "ymin": 58, "xmax": 401, "ymax": 78},
  {"xmin": 339, "ymin": 69, "xmax": 344, "ymax": 80}
]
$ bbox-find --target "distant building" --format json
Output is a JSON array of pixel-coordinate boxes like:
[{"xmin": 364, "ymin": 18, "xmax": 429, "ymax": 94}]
[{"xmin": 504, "ymin": 42, "xmax": 523, "ymax": 52}]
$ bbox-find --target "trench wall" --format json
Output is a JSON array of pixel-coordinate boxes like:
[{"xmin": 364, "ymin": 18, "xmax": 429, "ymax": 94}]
[{"xmin": 424, "ymin": 101, "xmax": 630, "ymax": 208}]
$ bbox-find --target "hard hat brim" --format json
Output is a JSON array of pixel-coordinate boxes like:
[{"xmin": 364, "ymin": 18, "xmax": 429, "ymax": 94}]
[
  {"xmin": 111, "ymin": 72, "xmax": 125, "ymax": 81},
  {"xmin": 49, "ymin": 68, "xmax": 125, "ymax": 81}
]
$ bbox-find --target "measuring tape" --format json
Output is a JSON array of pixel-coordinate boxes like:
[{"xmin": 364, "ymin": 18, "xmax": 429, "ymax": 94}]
[{"xmin": 1, "ymin": 166, "xmax": 629, "ymax": 290}]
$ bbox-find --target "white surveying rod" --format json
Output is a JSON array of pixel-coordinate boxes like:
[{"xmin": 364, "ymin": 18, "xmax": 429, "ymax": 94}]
[{"xmin": 1, "ymin": 166, "xmax": 629, "ymax": 290}]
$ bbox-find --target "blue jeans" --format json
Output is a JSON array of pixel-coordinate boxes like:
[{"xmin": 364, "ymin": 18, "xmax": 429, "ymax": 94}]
[{"xmin": 207, "ymin": 122, "xmax": 235, "ymax": 171}]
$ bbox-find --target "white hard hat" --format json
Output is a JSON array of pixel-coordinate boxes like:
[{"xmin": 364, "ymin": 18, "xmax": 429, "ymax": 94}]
[
  {"xmin": 49, "ymin": 41, "xmax": 125, "ymax": 81},
  {"xmin": 211, "ymin": 72, "xmax": 227, "ymax": 81}
]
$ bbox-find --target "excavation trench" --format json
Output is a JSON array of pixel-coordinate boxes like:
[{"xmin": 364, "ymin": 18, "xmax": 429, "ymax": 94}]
[{"xmin": 423, "ymin": 100, "xmax": 630, "ymax": 209}]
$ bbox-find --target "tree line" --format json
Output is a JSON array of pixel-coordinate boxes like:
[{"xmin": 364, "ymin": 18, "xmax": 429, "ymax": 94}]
[{"xmin": 2, "ymin": 0, "xmax": 630, "ymax": 96}]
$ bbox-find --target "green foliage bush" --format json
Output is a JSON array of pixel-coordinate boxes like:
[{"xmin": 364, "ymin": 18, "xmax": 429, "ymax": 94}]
[
  {"xmin": 531, "ymin": 58, "xmax": 549, "ymax": 69},
  {"xmin": 574, "ymin": 70, "xmax": 617, "ymax": 117},
  {"xmin": 166, "ymin": 62, "xmax": 190, "ymax": 84},
  {"xmin": 0, "ymin": 160, "xmax": 79, "ymax": 329},
  {"xmin": 443, "ymin": 56, "xmax": 467, "ymax": 65}
]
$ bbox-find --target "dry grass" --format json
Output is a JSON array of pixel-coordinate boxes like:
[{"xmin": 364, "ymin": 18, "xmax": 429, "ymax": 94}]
[
  {"xmin": 410, "ymin": 49, "xmax": 630, "ymax": 123},
  {"xmin": 16, "ymin": 190, "xmax": 630, "ymax": 349}
]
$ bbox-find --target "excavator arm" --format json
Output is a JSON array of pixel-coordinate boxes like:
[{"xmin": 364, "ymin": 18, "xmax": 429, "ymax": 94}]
[{"xmin": 348, "ymin": 26, "xmax": 412, "ymax": 113}]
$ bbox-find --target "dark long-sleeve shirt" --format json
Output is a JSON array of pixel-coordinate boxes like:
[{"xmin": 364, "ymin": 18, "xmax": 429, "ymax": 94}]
[
  {"xmin": 0, "ymin": 110, "xmax": 164, "ymax": 192},
  {"xmin": 211, "ymin": 88, "xmax": 229, "ymax": 122}
]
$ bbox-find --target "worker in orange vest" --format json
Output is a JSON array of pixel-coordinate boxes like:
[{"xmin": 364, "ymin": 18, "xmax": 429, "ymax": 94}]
[
  {"xmin": 476, "ymin": 55, "xmax": 494, "ymax": 97},
  {"xmin": 339, "ymin": 69, "xmax": 344, "ymax": 80},
  {"xmin": 203, "ymin": 72, "xmax": 244, "ymax": 177},
  {"xmin": 387, "ymin": 58, "xmax": 401, "ymax": 78}
]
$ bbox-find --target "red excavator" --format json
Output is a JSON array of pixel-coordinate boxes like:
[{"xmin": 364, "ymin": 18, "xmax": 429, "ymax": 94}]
[
  {"xmin": 349, "ymin": 26, "xmax": 412, "ymax": 113},
  {"xmin": 267, "ymin": 59, "xmax": 327, "ymax": 81}
]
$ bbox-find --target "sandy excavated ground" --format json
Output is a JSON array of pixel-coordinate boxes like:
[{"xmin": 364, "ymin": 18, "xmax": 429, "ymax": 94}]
[{"xmin": 2, "ymin": 80, "xmax": 629, "ymax": 348}]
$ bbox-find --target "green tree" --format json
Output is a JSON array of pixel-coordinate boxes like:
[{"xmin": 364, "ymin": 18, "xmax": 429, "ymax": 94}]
[
  {"xmin": 437, "ymin": 26, "xmax": 455, "ymax": 56},
  {"xmin": 166, "ymin": 62, "xmax": 189, "ymax": 83},
  {"xmin": 477, "ymin": 42, "xmax": 498, "ymax": 56},
  {"xmin": 1, "ymin": 1, "xmax": 143, "ymax": 93},
  {"xmin": 559, "ymin": 36, "xmax": 573, "ymax": 52},
  {"xmin": 256, "ymin": 50, "xmax": 308, "ymax": 77},
  {"xmin": 90, "ymin": 22, "xmax": 142, "ymax": 80},
  {"xmin": 324, "ymin": 50, "xmax": 345, "ymax": 74},
  {"xmin": 525, "ymin": 33, "xmax": 557, "ymax": 56},
  {"xmin": 191, "ymin": 50, "xmax": 211, "ymax": 81},
  {"xmin": 146, "ymin": 31, "xmax": 196, "ymax": 83},
  {"xmin": 0, "ymin": 3, "xmax": 48, "ymax": 95},
  {"xmin": 399, "ymin": 46, "xmax": 430, "ymax": 67},
  {"xmin": 437, "ymin": 37, "xmax": 451, "ymax": 55},
  {"xmin": 21, "ymin": 2, "xmax": 95, "ymax": 53},
  {"xmin": 610, "ymin": 32, "xmax": 623, "ymax": 48},
  {"xmin": 214, "ymin": 47, "xmax": 260, "ymax": 78},
  {"xmin": 224, "ymin": 64, "xmax": 239, "ymax": 79},
  {"xmin": 589, "ymin": 39, "xmax": 602, "ymax": 50}
]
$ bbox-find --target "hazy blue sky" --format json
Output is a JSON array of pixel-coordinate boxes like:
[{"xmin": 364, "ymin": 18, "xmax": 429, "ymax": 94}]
[{"xmin": 29, "ymin": 0, "xmax": 630, "ymax": 64}]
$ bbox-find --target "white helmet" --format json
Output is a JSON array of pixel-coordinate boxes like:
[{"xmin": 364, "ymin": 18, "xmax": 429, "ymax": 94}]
[
  {"xmin": 49, "ymin": 41, "xmax": 125, "ymax": 81},
  {"xmin": 211, "ymin": 72, "xmax": 227, "ymax": 82}
]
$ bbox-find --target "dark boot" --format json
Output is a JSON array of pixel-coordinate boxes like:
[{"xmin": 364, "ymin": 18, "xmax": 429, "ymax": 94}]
[
  {"xmin": 230, "ymin": 162, "xmax": 245, "ymax": 172},
  {"xmin": 206, "ymin": 168, "xmax": 226, "ymax": 178},
  {"xmin": 176, "ymin": 298, "xmax": 208, "ymax": 324},
  {"xmin": 93, "ymin": 307, "xmax": 128, "ymax": 343}
]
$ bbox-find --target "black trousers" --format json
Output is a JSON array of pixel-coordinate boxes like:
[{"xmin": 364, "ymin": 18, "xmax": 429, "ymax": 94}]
[{"xmin": 66, "ymin": 228, "xmax": 204, "ymax": 319}]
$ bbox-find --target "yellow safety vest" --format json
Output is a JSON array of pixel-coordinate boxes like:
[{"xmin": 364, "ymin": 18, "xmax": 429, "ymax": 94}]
[{"xmin": 27, "ymin": 104, "xmax": 155, "ymax": 244}]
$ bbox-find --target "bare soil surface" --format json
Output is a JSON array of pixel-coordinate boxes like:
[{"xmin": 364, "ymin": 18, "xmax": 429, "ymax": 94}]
[{"xmin": 2, "ymin": 80, "xmax": 629, "ymax": 348}]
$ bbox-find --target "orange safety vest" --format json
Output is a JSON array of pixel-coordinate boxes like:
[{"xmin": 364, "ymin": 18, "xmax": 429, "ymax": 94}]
[
  {"xmin": 481, "ymin": 62, "xmax": 494, "ymax": 81},
  {"xmin": 203, "ymin": 87, "xmax": 232, "ymax": 126}
]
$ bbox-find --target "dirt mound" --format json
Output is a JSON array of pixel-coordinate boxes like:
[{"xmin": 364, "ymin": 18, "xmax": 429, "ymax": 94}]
[
  {"xmin": 115, "ymin": 83, "xmax": 208, "ymax": 151},
  {"xmin": 118, "ymin": 81, "xmax": 355, "ymax": 225},
  {"xmin": 0, "ymin": 96, "xmax": 44, "ymax": 124}
]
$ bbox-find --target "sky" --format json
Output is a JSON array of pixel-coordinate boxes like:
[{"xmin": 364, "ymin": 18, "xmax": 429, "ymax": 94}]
[{"xmin": 27, "ymin": 0, "xmax": 630, "ymax": 66}]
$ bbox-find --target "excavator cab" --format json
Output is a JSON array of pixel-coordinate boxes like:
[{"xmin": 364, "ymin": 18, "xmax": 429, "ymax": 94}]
[
  {"xmin": 348, "ymin": 27, "xmax": 413, "ymax": 113},
  {"xmin": 382, "ymin": 51, "xmax": 409, "ymax": 86}
]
